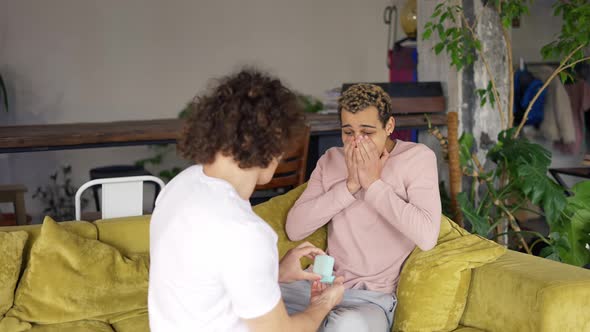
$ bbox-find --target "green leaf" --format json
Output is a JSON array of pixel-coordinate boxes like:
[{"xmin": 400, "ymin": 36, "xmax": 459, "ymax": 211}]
[
  {"xmin": 487, "ymin": 130, "xmax": 567, "ymax": 225},
  {"xmin": 422, "ymin": 28, "xmax": 433, "ymax": 40},
  {"xmin": 488, "ymin": 129, "xmax": 551, "ymax": 171},
  {"xmin": 553, "ymin": 181, "xmax": 590, "ymax": 266},
  {"xmin": 480, "ymin": 96, "xmax": 487, "ymax": 107},
  {"xmin": 488, "ymin": 88, "xmax": 496, "ymax": 107},
  {"xmin": 474, "ymin": 39, "xmax": 482, "ymax": 51},
  {"xmin": 458, "ymin": 132, "xmax": 475, "ymax": 167},
  {"xmin": 435, "ymin": 23, "xmax": 445, "ymax": 38},
  {"xmin": 540, "ymin": 246, "xmax": 561, "ymax": 261},
  {"xmin": 439, "ymin": 181, "xmax": 454, "ymax": 218},
  {"xmin": 434, "ymin": 43, "xmax": 445, "ymax": 55},
  {"xmin": 458, "ymin": 192, "xmax": 490, "ymax": 236},
  {"xmin": 516, "ymin": 163, "xmax": 566, "ymax": 226},
  {"xmin": 432, "ymin": 8, "xmax": 442, "ymax": 18}
]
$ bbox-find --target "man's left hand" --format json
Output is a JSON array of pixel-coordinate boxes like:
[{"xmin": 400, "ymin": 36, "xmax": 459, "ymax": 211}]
[{"xmin": 278, "ymin": 242, "xmax": 325, "ymax": 283}]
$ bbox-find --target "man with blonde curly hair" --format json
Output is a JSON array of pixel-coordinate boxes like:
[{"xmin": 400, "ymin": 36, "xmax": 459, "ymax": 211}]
[
  {"xmin": 283, "ymin": 83, "xmax": 442, "ymax": 331},
  {"xmin": 149, "ymin": 69, "xmax": 345, "ymax": 332}
]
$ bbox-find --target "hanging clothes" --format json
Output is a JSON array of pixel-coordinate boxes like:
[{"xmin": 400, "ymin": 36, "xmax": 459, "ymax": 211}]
[
  {"xmin": 513, "ymin": 69, "xmax": 547, "ymax": 127},
  {"xmin": 529, "ymin": 65, "xmax": 577, "ymax": 150},
  {"xmin": 563, "ymin": 78, "xmax": 590, "ymax": 154}
]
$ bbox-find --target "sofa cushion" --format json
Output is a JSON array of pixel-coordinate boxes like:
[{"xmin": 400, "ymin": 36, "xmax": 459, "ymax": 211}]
[
  {"xmin": 111, "ymin": 313, "xmax": 149, "ymax": 332},
  {"xmin": 461, "ymin": 250, "xmax": 590, "ymax": 332},
  {"xmin": 253, "ymin": 183, "xmax": 327, "ymax": 268},
  {"xmin": 6, "ymin": 216, "xmax": 149, "ymax": 325},
  {"xmin": 27, "ymin": 320, "xmax": 114, "ymax": 331},
  {"xmin": 95, "ymin": 216, "xmax": 150, "ymax": 256},
  {"xmin": 0, "ymin": 316, "xmax": 31, "ymax": 331},
  {"xmin": 0, "ymin": 316, "xmax": 116, "ymax": 332},
  {"xmin": 393, "ymin": 216, "xmax": 506, "ymax": 332},
  {"xmin": 0, "ymin": 231, "xmax": 28, "ymax": 316},
  {"xmin": 453, "ymin": 327, "xmax": 485, "ymax": 332},
  {"xmin": 0, "ymin": 221, "xmax": 97, "ymax": 269}
]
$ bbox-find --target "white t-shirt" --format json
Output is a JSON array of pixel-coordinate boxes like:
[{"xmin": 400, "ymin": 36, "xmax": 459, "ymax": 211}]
[{"xmin": 148, "ymin": 165, "xmax": 281, "ymax": 332}]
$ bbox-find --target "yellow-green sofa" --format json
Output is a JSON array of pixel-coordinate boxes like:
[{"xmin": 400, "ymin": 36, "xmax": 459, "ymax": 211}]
[{"xmin": 1, "ymin": 187, "xmax": 589, "ymax": 332}]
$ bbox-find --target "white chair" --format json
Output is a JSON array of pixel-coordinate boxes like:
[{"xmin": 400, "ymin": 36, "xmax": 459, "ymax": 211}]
[{"xmin": 75, "ymin": 175, "xmax": 165, "ymax": 220}]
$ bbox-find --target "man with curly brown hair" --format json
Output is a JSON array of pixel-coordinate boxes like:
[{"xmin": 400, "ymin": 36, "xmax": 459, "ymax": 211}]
[
  {"xmin": 283, "ymin": 84, "xmax": 442, "ymax": 331},
  {"xmin": 148, "ymin": 69, "xmax": 345, "ymax": 332}
]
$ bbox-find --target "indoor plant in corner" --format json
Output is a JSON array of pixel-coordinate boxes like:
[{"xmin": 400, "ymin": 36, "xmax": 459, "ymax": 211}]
[
  {"xmin": 33, "ymin": 165, "xmax": 87, "ymax": 222},
  {"xmin": 423, "ymin": 0, "xmax": 590, "ymax": 267}
]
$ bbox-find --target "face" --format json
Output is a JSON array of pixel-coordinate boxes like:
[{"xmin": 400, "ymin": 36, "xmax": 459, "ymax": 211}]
[
  {"xmin": 256, "ymin": 156, "xmax": 281, "ymax": 185},
  {"xmin": 341, "ymin": 106, "xmax": 394, "ymax": 154}
]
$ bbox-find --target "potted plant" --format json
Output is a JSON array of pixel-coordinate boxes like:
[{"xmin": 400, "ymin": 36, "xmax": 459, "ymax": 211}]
[
  {"xmin": 33, "ymin": 165, "xmax": 87, "ymax": 222},
  {"xmin": 423, "ymin": 0, "xmax": 590, "ymax": 266}
]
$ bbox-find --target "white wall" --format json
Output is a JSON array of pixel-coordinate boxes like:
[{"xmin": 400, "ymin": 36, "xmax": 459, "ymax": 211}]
[
  {"xmin": 0, "ymin": 0, "xmax": 398, "ymax": 221},
  {"xmin": 511, "ymin": 0, "xmax": 562, "ymax": 63}
]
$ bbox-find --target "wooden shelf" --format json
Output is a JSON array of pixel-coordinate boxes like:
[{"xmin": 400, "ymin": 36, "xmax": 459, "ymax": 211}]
[{"xmin": 0, "ymin": 113, "xmax": 447, "ymax": 153}]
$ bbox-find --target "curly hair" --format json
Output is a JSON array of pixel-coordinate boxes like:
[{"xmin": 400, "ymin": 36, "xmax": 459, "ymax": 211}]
[
  {"xmin": 178, "ymin": 69, "xmax": 305, "ymax": 169},
  {"xmin": 338, "ymin": 84, "xmax": 393, "ymax": 127}
]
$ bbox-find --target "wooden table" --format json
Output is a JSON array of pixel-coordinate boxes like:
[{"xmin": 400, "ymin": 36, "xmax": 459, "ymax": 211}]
[{"xmin": 0, "ymin": 113, "xmax": 446, "ymax": 153}]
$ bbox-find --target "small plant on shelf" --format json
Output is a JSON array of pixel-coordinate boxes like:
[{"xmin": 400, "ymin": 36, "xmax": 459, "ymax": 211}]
[{"xmin": 33, "ymin": 165, "xmax": 87, "ymax": 221}]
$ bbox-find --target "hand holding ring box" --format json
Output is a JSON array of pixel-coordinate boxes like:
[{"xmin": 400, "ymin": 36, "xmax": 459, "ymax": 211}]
[{"xmin": 313, "ymin": 255, "xmax": 335, "ymax": 284}]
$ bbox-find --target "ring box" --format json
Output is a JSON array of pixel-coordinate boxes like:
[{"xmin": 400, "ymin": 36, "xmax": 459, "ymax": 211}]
[{"xmin": 313, "ymin": 255, "xmax": 335, "ymax": 284}]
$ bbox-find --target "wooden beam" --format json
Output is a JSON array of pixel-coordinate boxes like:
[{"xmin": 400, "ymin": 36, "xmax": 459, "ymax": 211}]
[{"xmin": 0, "ymin": 113, "xmax": 447, "ymax": 153}]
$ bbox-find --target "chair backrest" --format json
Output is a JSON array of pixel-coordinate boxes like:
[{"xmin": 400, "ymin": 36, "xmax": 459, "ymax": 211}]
[
  {"xmin": 255, "ymin": 125, "xmax": 311, "ymax": 191},
  {"xmin": 75, "ymin": 175, "xmax": 165, "ymax": 220}
]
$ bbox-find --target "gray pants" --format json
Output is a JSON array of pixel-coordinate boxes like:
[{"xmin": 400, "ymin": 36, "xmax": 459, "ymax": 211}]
[{"xmin": 280, "ymin": 281, "xmax": 397, "ymax": 332}]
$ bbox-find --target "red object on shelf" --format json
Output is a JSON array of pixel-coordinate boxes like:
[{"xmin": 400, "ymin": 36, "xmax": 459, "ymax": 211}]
[
  {"xmin": 388, "ymin": 45, "xmax": 418, "ymax": 142},
  {"xmin": 0, "ymin": 213, "xmax": 32, "ymax": 226}
]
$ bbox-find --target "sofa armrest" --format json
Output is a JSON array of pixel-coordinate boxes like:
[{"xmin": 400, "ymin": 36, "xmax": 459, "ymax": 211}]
[{"xmin": 460, "ymin": 250, "xmax": 590, "ymax": 332}]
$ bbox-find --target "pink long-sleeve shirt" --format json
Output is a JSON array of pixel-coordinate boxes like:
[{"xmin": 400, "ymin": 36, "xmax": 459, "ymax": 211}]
[{"xmin": 286, "ymin": 140, "xmax": 441, "ymax": 294}]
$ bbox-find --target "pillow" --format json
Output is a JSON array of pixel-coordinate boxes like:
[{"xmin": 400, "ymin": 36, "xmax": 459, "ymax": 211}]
[
  {"xmin": 111, "ymin": 312, "xmax": 150, "ymax": 332},
  {"xmin": 6, "ymin": 216, "xmax": 149, "ymax": 325},
  {"xmin": 28, "ymin": 320, "xmax": 114, "ymax": 332},
  {"xmin": 0, "ymin": 316, "xmax": 31, "ymax": 332},
  {"xmin": 94, "ymin": 215, "xmax": 150, "ymax": 256},
  {"xmin": 393, "ymin": 216, "xmax": 506, "ymax": 332},
  {"xmin": 0, "ymin": 231, "xmax": 28, "ymax": 316},
  {"xmin": 253, "ymin": 183, "xmax": 327, "ymax": 268},
  {"xmin": 0, "ymin": 221, "xmax": 98, "ymax": 270}
]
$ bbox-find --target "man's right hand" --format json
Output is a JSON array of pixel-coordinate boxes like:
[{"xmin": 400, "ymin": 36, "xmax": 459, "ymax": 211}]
[
  {"xmin": 245, "ymin": 277, "xmax": 345, "ymax": 332},
  {"xmin": 344, "ymin": 140, "xmax": 361, "ymax": 194},
  {"xmin": 309, "ymin": 276, "xmax": 345, "ymax": 310}
]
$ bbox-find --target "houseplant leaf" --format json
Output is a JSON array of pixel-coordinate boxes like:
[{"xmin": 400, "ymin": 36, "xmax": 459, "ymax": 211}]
[
  {"xmin": 515, "ymin": 163, "xmax": 566, "ymax": 226},
  {"xmin": 457, "ymin": 192, "xmax": 489, "ymax": 236},
  {"xmin": 488, "ymin": 129, "xmax": 551, "ymax": 172},
  {"xmin": 458, "ymin": 132, "xmax": 477, "ymax": 176},
  {"xmin": 554, "ymin": 181, "xmax": 590, "ymax": 266}
]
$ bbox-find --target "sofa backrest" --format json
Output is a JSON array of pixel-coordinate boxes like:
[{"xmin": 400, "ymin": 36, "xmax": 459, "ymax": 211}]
[
  {"xmin": 1, "ymin": 221, "xmax": 98, "ymax": 268},
  {"xmin": 94, "ymin": 215, "xmax": 150, "ymax": 256},
  {"xmin": 0, "ymin": 216, "xmax": 150, "ymax": 268}
]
